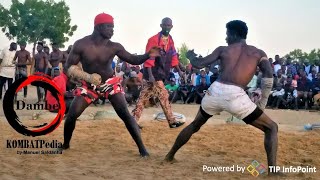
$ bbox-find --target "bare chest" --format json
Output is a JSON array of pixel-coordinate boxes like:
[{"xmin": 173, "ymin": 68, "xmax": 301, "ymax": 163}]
[{"xmin": 81, "ymin": 45, "xmax": 115, "ymax": 64}]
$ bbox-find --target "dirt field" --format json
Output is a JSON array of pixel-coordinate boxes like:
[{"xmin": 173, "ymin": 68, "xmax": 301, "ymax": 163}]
[{"xmin": 1, "ymin": 95, "xmax": 320, "ymax": 180}]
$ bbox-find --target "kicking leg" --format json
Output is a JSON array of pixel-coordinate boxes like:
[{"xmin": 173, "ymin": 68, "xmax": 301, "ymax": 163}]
[
  {"xmin": 62, "ymin": 96, "xmax": 90, "ymax": 150},
  {"xmin": 165, "ymin": 107, "xmax": 212, "ymax": 161},
  {"xmin": 109, "ymin": 93, "xmax": 149, "ymax": 157}
]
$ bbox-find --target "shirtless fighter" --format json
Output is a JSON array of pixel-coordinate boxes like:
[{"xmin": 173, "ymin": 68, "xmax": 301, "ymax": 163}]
[
  {"xmin": 62, "ymin": 13, "xmax": 160, "ymax": 157},
  {"xmin": 13, "ymin": 42, "xmax": 32, "ymax": 101},
  {"xmin": 165, "ymin": 20, "xmax": 278, "ymax": 174}
]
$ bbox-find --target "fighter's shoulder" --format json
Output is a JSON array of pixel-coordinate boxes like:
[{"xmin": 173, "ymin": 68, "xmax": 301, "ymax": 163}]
[
  {"xmin": 110, "ymin": 41, "xmax": 125, "ymax": 51},
  {"xmin": 246, "ymin": 45, "xmax": 267, "ymax": 57},
  {"xmin": 73, "ymin": 36, "xmax": 91, "ymax": 49}
]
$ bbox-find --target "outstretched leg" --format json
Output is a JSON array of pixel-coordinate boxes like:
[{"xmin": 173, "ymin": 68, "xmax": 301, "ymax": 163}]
[
  {"xmin": 109, "ymin": 93, "xmax": 149, "ymax": 157},
  {"xmin": 249, "ymin": 113, "xmax": 278, "ymax": 174},
  {"xmin": 62, "ymin": 96, "xmax": 90, "ymax": 150},
  {"xmin": 165, "ymin": 107, "xmax": 212, "ymax": 161}
]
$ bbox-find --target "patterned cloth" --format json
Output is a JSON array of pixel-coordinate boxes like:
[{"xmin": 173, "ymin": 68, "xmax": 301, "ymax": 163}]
[
  {"xmin": 73, "ymin": 76, "xmax": 124, "ymax": 104},
  {"xmin": 132, "ymin": 80, "xmax": 176, "ymax": 124}
]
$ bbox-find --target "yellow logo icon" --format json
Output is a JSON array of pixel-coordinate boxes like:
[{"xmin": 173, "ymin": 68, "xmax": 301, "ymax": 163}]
[{"xmin": 247, "ymin": 160, "xmax": 267, "ymax": 177}]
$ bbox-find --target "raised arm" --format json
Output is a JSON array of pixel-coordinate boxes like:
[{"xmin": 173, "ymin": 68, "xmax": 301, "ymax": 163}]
[
  {"xmin": 115, "ymin": 43, "xmax": 160, "ymax": 65},
  {"xmin": 187, "ymin": 46, "xmax": 224, "ymax": 69}
]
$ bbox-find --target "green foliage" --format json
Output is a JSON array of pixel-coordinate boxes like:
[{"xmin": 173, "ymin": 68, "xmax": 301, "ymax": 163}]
[
  {"xmin": 285, "ymin": 49, "xmax": 320, "ymax": 64},
  {"xmin": 177, "ymin": 43, "xmax": 189, "ymax": 65},
  {"xmin": 0, "ymin": 0, "xmax": 77, "ymax": 48}
]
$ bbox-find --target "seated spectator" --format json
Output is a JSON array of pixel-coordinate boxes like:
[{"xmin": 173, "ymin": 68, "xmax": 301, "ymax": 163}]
[
  {"xmin": 311, "ymin": 72, "xmax": 320, "ymax": 96},
  {"xmin": 210, "ymin": 67, "xmax": 219, "ymax": 84},
  {"xmin": 115, "ymin": 65, "xmax": 124, "ymax": 81},
  {"xmin": 307, "ymin": 69, "xmax": 317, "ymax": 81},
  {"xmin": 133, "ymin": 65, "xmax": 143, "ymax": 81},
  {"xmin": 205, "ymin": 67, "xmax": 213, "ymax": 77},
  {"xmin": 274, "ymin": 69, "xmax": 286, "ymax": 88},
  {"xmin": 194, "ymin": 77, "xmax": 209, "ymax": 104},
  {"xmin": 196, "ymin": 70, "xmax": 210, "ymax": 86},
  {"xmin": 270, "ymin": 83, "xmax": 285, "ymax": 108},
  {"xmin": 174, "ymin": 78, "xmax": 190, "ymax": 103},
  {"xmin": 297, "ymin": 71, "xmax": 313, "ymax": 109},
  {"xmin": 123, "ymin": 71, "xmax": 142, "ymax": 106},
  {"xmin": 165, "ymin": 78, "xmax": 179, "ymax": 102},
  {"xmin": 247, "ymin": 67, "xmax": 260, "ymax": 98}
]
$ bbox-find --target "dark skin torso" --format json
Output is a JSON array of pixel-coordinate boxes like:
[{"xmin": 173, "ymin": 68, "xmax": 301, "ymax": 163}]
[
  {"xmin": 66, "ymin": 35, "xmax": 149, "ymax": 82},
  {"xmin": 34, "ymin": 52, "xmax": 47, "ymax": 70},
  {"xmin": 50, "ymin": 50, "xmax": 63, "ymax": 67},
  {"xmin": 14, "ymin": 50, "xmax": 31, "ymax": 67},
  {"xmin": 61, "ymin": 51, "xmax": 69, "ymax": 65},
  {"xmin": 192, "ymin": 42, "xmax": 270, "ymax": 89},
  {"xmin": 219, "ymin": 44, "xmax": 266, "ymax": 88}
]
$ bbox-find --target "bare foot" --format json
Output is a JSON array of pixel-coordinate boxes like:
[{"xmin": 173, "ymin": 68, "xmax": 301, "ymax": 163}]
[{"xmin": 140, "ymin": 151, "xmax": 149, "ymax": 158}]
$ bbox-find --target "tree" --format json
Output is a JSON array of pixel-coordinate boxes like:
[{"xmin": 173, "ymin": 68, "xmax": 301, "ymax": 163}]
[
  {"xmin": 285, "ymin": 49, "xmax": 320, "ymax": 64},
  {"xmin": 0, "ymin": 0, "xmax": 77, "ymax": 51},
  {"xmin": 177, "ymin": 43, "xmax": 189, "ymax": 65}
]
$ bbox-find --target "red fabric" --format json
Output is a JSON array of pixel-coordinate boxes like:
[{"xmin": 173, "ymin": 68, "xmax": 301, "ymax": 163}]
[
  {"xmin": 137, "ymin": 72, "xmax": 143, "ymax": 81},
  {"xmin": 144, "ymin": 33, "xmax": 178, "ymax": 68},
  {"xmin": 46, "ymin": 73, "xmax": 68, "ymax": 111},
  {"xmin": 94, "ymin": 13, "xmax": 114, "ymax": 26},
  {"xmin": 73, "ymin": 76, "xmax": 124, "ymax": 104}
]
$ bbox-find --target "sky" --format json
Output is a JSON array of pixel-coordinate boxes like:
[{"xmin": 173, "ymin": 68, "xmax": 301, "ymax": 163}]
[{"xmin": 0, "ymin": 0, "xmax": 319, "ymax": 58}]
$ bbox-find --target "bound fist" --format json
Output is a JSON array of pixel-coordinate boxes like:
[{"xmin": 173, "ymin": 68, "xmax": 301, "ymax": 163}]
[
  {"xmin": 148, "ymin": 46, "xmax": 161, "ymax": 57},
  {"xmin": 90, "ymin": 73, "xmax": 102, "ymax": 86}
]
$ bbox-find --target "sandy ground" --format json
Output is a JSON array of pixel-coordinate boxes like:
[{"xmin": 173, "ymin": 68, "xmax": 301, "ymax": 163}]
[{"xmin": 0, "ymin": 86, "xmax": 320, "ymax": 180}]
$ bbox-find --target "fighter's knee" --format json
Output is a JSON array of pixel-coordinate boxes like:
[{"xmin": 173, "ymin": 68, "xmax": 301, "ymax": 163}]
[{"xmin": 265, "ymin": 121, "xmax": 278, "ymax": 133}]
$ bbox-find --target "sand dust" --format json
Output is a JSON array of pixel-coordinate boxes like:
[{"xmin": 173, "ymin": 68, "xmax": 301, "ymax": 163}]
[{"xmin": 0, "ymin": 104, "xmax": 320, "ymax": 180}]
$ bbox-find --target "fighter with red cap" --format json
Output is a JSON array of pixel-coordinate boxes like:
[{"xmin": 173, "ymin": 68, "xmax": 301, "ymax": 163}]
[{"xmin": 61, "ymin": 13, "xmax": 161, "ymax": 157}]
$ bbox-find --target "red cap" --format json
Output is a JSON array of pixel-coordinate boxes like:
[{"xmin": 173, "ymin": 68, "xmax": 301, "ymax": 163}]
[{"xmin": 94, "ymin": 13, "xmax": 114, "ymax": 26}]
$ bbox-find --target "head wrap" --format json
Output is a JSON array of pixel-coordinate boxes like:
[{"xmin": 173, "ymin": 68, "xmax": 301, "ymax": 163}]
[{"xmin": 94, "ymin": 13, "xmax": 114, "ymax": 26}]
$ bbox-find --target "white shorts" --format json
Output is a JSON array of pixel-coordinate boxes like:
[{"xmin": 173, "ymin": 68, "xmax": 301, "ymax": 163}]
[{"xmin": 201, "ymin": 81, "xmax": 258, "ymax": 121}]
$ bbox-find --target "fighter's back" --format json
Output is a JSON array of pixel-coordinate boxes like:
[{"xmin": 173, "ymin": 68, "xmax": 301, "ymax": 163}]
[{"xmin": 219, "ymin": 42, "xmax": 264, "ymax": 88}]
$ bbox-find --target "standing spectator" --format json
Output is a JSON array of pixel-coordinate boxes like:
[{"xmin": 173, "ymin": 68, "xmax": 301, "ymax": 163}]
[
  {"xmin": 132, "ymin": 17, "xmax": 185, "ymax": 128},
  {"xmin": 286, "ymin": 57, "xmax": 297, "ymax": 76},
  {"xmin": 273, "ymin": 55, "xmax": 282, "ymax": 75},
  {"xmin": 304, "ymin": 59, "xmax": 311, "ymax": 74},
  {"xmin": 0, "ymin": 42, "xmax": 17, "ymax": 100}
]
